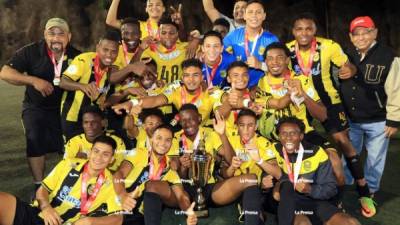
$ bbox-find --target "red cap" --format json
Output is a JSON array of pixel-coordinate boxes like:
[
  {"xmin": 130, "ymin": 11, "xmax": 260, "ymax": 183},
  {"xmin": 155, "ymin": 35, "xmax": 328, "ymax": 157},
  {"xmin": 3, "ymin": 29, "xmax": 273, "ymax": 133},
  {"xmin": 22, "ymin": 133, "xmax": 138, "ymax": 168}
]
[{"xmin": 350, "ymin": 16, "xmax": 375, "ymax": 33}]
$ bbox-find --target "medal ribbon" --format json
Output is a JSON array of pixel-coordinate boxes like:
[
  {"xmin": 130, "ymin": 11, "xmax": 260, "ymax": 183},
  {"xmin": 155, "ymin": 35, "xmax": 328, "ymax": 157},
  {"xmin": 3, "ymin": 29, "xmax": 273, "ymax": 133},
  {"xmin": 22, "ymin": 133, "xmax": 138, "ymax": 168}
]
[
  {"xmin": 149, "ymin": 152, "xmax": 167, "ymax": 180},
  {"xmin": 122, "ymin": 41, "xmax": 139, "ymax": 66},
  {"xmin": 46, "ymin": 48, "xmax": 64, "ymax": 81},
  {"xmin": 267, "ymin": 70, "xmax": 291, "ymax": 90},
  {"xmin": 80, "ymin": 163, "xmax": 105, "ymax": 215},
  {"xmin": 282, "ymin": 143, "xmax": 304, "ymax": 189},
  {"xmin": 244, "ymin": 29, "xmax": 262, "ymax": 57},
  {"xmin": 181, "ymin": 131, "xmax": 201, "ymax": 154},
  {"xmin": 204, "ymin": 56, "xmax": 222, "ymax": 89},
  {"xmin": 93, "ymin": 55, "xmax": 108, "ymax": 88},
  {"xmin": 295, "ymin": 38, "xmax": 317, "ymax": 76},
  {"xmin": 181, "ymin": 86, "xmax": 202, "ymax": 106}
]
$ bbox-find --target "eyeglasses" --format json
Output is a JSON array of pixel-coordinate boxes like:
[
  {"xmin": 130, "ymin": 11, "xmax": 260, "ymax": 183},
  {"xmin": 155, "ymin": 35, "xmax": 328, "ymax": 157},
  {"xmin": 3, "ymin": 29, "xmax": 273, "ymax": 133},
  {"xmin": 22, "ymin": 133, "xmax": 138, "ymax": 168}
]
[{"xmin": 351, "ymin": 29, "xmax": 375, "ymax": 38}]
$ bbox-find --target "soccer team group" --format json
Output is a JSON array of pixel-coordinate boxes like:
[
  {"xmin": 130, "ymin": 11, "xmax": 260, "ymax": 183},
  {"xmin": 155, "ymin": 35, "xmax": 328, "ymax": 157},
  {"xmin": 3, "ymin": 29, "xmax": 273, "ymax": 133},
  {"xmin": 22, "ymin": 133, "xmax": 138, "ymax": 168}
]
[{"xmin": 0, "ymin": 0, "xmax": 399, "ymax": 224}]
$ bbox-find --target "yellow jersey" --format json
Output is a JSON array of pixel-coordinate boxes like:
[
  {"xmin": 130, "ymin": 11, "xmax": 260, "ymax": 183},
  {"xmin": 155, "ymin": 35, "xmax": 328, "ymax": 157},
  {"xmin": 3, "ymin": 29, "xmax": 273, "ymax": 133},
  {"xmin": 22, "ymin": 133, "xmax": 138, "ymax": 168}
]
[
  {"xmin": 141, "ymin": 42, "xmax": 188, "ymax": 84},
  {"xmin": 34, "ymin": 159, "xmax": 122, "ymax": 223},
  {"xmin": 170, "ymin": 127, "xmax": 223, "ymax": 184},
  {"xmin": 62, "ymin": 52, "xmax": 109, "ymax": 122},
  {"xmin": 287, "ymin": 37, "xmax": 348, "ymax": 105},
  {"xmin": 256, "ymin": 72, "xmax": 320, "ymax": 139},
  {"xmin": 64, "ymin": 132, "xmax": 126, "ymax": 172},
  {"xmin": 228, "ymin": 135, "xmax": 275, "ymax": 182},
  {"xmin": 162, "ymin": 81, "xmax": 223, "ymax": 125},
  {"xmin": 139, "ymin": 20, "xmax": 159, "ymax": 40}
]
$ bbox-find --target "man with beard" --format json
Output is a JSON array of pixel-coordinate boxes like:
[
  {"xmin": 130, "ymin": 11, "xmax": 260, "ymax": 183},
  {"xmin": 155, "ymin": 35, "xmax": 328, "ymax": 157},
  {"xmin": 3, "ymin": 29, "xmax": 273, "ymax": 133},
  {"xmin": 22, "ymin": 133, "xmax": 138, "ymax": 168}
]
[
  {"xmin": 223, "ymin": 0, "xmax": 279, "ymax": 88},
  {"xmin": 64, "ymin": 105, "xmax": 126, "ymax": 172},
  {"xmin": 0, "ymin": 18, "xmax": 80, "ymax": 196},
  {"xmin": 286, "ymin": 13, "xmax": 375, "ymax": 216},
  {"xmin": 60, "ymin": 32, "xmax": 119, "ymax": 141},
  {"xmin": 202, "ymin": 0, "xmax": 247, "ymax": 33},
  {"xmin": 112, "ymin": 58, "xmax": 222, "ymax": 127}
]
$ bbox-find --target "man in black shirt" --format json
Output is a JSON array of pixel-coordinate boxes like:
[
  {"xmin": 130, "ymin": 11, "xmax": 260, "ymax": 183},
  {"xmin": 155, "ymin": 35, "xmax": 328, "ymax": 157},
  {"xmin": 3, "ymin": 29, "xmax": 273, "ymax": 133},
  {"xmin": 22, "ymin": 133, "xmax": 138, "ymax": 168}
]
[
  {"xmin": 340, "ymin": 16, "xmax": 400, "ymax": 217},
  {"xmin": 0, "ymin": 18, "xmax": 81, "ymax": 195}
]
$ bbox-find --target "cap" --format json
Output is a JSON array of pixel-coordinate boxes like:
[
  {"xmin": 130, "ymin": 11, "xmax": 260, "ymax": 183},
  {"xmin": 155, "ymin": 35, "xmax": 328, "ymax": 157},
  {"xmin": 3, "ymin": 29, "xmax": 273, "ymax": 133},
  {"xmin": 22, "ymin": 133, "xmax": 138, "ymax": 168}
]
[
  {"xmin": 350, "ymin": 16, "xmax": 375, "ymax": 33},
  {"xmin": 45, "ymin": 18, "xmax": 70, "ymax": 32}
]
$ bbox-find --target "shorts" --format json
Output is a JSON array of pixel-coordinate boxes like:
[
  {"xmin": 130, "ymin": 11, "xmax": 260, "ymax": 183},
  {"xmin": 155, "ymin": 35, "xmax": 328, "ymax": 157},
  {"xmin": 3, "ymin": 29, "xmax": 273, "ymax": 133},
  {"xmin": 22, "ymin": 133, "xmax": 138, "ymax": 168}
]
[
  {"xmin": 13, "ymin": 197, "xmax": 43, "ymax": 225},
  {"xmin": 183, "ymin": 183, "xmax": 218, "ymax": 207},
  {"xmin": 22, "ymin": 106, "xmax": 63, "ymax": 157},
  {"xmin": 61, "ymin": 119, "xmax": 83, "ymax": 142},
  {"xmin": 294, "ymin": 194, "xmax": 341, "ymax": 224},
  {"xmin": 304, "ymin": 131, "xmax": 335, "ymax": 150},
  {"xmin": 321, "ymin": 103, "xmax": 349, "ymax": 134}
]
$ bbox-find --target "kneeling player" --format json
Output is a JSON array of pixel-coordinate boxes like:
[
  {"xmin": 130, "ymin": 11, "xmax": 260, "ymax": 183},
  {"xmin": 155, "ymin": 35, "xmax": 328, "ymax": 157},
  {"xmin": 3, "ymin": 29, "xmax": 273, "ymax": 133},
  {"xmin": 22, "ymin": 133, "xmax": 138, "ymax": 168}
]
[{"xmin": 0, "ymin": 135, "xmax": 123, "ymax": 225}]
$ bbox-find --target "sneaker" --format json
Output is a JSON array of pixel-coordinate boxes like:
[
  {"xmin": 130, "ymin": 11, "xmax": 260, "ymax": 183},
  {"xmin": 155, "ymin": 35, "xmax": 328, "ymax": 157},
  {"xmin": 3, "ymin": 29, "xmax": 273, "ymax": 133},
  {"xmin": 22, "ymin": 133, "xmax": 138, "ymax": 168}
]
[{"xmin": 360, "ymin": 197, "xmax": 377, "ymax": 217}]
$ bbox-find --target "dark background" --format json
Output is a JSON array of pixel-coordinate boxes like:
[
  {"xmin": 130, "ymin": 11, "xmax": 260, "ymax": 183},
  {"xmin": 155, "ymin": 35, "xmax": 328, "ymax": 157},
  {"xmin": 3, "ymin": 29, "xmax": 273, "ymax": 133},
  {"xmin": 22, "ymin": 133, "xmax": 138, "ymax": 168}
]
[{"xmin": 0, "ymin": 0, "xmax": 399, "ymax": 63}]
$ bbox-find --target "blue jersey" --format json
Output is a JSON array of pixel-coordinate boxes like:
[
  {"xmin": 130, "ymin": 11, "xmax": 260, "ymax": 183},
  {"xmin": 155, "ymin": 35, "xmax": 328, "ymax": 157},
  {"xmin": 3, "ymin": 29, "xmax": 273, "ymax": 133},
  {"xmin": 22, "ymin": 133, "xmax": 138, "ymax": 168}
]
[
  {"xmin": 202, "ymin": 51, "xmax": 235, "ymax": 88},
  {"xmin": 223, "ymin": 27, "xmax": 279, "ymax": 87}
]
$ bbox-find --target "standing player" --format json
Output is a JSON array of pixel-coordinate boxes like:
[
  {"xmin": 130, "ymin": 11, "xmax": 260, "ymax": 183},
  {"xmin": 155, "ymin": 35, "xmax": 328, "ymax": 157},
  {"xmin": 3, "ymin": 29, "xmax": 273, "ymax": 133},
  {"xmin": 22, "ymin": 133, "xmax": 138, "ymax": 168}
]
[
  {"xmin": 59, "ymin": 32, "xmax": 119, "ymax": 140},
  {"xmin": 286, "ymin": 13, "xmax": 375, "ymax": 216},
  {"xmin": 202, "ymin": 0, "xmax": 247, "ymax": 33},
  {"xmin": 0, "ymin": 135, "xmax": 124, "ymax": 225},
  {"xmin": 201, "ymin": 31, "xmax": 235, "ymax": 89},
  {"xmin": 341, "ymin": 16, "xmax": 400, "ymax": 202},
  {"xmin": 223, "ymin": 0, "xmax": 279, "ymax": 87},
  {"xmin": 212, "ymin": 18, "xmax": 231, "ymax": 39},
  {"xmin": 0, "ymin": 18, "xmax": 80, "ymax": 195}
]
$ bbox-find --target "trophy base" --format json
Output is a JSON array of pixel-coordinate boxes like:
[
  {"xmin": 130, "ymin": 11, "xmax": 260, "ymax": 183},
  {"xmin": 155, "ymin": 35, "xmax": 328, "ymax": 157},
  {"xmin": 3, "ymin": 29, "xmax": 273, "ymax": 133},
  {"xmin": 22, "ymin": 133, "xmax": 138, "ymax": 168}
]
[{"xmin": 194, "ymin": 209, "xmax": 209, "ymax": 218}]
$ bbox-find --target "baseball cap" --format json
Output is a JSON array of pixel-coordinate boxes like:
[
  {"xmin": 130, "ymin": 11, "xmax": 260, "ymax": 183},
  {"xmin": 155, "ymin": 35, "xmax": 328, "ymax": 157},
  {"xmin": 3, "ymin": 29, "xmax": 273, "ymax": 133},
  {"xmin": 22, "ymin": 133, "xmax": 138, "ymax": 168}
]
[
  {"xmin": 45, "ymin": 18, "xmax": 70, "ymax": 32},
  {"xmin": 350, "ymin": 16, "xmax": 375, "ymax": 33}
]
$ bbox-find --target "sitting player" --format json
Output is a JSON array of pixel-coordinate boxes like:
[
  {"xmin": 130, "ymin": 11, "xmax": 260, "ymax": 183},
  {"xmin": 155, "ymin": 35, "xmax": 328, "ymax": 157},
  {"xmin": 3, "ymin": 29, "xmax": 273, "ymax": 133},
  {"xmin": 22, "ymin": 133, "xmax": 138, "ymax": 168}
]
[
  {"xmin": 112, "ymin": 124, "xmax": 191, "ymax": 225},
  {"xmin": 272, "ymin": 117, "xmax": 360, "ymax": 225},
  {"xmin": 0, "ymin": 135, "xmax": 123, "ymax": 225},
  {"xmin": 64, "ymin": 105, "xmax": 126, "ymax": 172}
]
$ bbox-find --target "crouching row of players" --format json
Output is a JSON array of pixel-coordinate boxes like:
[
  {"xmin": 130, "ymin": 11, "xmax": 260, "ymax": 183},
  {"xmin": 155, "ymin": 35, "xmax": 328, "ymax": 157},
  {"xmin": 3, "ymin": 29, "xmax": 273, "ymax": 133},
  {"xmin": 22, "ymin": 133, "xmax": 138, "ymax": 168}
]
[{"xmin": 0, "ymin": 107, "xmax": 361, "ymax": 225}]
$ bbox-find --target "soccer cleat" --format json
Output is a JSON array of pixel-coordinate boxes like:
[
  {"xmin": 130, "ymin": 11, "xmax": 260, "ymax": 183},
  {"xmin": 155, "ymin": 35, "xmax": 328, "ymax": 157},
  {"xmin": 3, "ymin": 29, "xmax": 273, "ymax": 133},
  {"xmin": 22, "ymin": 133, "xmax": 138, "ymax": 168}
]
[{"xmin": 360, "ymin": 197, "xmax": 377, "ymax": 218}]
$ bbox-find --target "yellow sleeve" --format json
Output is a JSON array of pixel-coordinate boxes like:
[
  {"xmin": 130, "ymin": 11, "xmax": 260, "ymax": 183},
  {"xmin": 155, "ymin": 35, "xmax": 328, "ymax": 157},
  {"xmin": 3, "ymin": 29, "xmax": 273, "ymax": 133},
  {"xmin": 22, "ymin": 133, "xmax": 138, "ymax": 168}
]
[
  {"xmin": 329, "ymin": 41, "xmax": 348, "ymax": 67},
  {"xmin": 164, "ymin": 169, "xmax": 182, "ymax": 185},
  {"xmin": 124, "ymin": 148, "xmax": 145, "ymax": 167},
  {"xmin": 105, "ymin": 182, "xmax": 123, "ymax": 214},
  {"xmin": 110, "ymin": 136, "xmax": 127, "ymax": 171},
  {"xmin": 42, "ymin": 160, "xmax": 68, "ymax": 192},
  {"xmin": 257, "ymin": 138, "xmax": 275, "ymax": 161},
  {"xmin": 167, "ymin": 138, "xmax": 180, "ymax": 157},
  {"xmin": 64, "ymin": 136, "xmax": 80, "ymax": 159},
  {"xmin": 208, "ymin": 131, "xmax": 223, "ymax": 154},
  {"xmin": 140, "ymin": 49, "xmax": 153, "ymax": 60},
  {"xmin": 163, "ymin": 81, "xmax": 181, "ymax": 105},
  {"xmin": 63, "ymin": 54, "xmax": 87, "ymax": 81},
  {"xmin": 300, "ymin": 76, "xmax": 320, "ymax": 102}
]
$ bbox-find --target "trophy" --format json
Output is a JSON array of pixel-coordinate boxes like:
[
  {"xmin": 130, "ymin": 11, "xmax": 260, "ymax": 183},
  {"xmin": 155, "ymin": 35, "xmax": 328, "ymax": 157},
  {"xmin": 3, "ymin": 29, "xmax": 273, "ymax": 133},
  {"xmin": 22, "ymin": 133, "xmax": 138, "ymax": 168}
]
[{"xmin": 190, "ymin": 139, "xmax": 212, "ymax": 218}]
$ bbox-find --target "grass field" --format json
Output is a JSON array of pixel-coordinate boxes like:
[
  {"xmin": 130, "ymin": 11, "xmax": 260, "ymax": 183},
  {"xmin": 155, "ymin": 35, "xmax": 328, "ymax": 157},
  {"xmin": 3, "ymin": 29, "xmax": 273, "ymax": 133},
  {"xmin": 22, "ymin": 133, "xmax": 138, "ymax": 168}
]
[{"xmin": 0, "ymin": 80, "xmax": 399, "ymax": 225}]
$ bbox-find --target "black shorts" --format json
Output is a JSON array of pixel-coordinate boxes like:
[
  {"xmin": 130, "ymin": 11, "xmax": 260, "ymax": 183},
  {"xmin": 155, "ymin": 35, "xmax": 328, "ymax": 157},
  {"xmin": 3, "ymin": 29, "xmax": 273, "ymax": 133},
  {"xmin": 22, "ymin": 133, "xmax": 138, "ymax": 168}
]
[
  {"xmin": 61, "ymin": 119, "xmax": 83, "ymax": 142},
  {"xmin": 321, "ymin": 103, "xmax": 349, "ymax": 134},
  {"xmin": 13, "ymin": 197, "xmax": 43, "ymax": 225},
  {"xmin": 183, "ymin": 183, "xmax": 218, "ymax": 207},
  {"xmin": 22, "ymin": 106, "xmax": 63, "ymax": 157},
  {"xmin": 293, "ymin": 193, "xmax": 340, "ymax": 224},
  {"xmin": 304, "ymin": 131, "xmax": 335, "ymax": 150}
]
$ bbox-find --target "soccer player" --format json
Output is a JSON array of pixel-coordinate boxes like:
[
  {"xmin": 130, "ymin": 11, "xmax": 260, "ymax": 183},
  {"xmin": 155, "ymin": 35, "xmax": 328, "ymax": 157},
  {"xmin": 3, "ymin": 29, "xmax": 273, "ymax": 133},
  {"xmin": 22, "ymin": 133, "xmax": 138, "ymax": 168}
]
[
  {"xmin": 59, "ymin": 31, "xmax": 119, "ymax": 141},
  {"xmin": 272, "ymin": 117, "xmax": 360, "ymax": 225},
  {"xmin": 140, "ymin": 17, "xmax": 189, "ymax": 84},
  {"xmin": 0, "ymin": 18, "xmax": 80, "ymax": 195},
  {"xmin": 171, "ymin": 105, "xmax": 274, "ymax": 225},
  {"xmin": 341, "ymin": 16, "xmax": 400, "ymax": 204},
  {"xmin": 0, "ymin": 135, "xmax": 123, "ymax": 225},
  {"xmin": 286, "ymin": 13, "xmax": 375, "ymax": 216},
  {"xmin": 223, "ymin": 0, "xmax": 279, "ymax": 87},
  {"xmin": 112, "ymin": 124, "xmax": 191, "ymax": 225},
  {"xmin": 201, "ymin": 30, "xmax": 236, "ymax": 89},
  {"xmin": 202, "ymin": 0, "xmax": 246, "ymax": 32},
  {"xmin": 64, "ymin": 105, "xmax": 126, "ymax": 172},
  {"xmin": 112, "ymin": 58, "xmax": 222, "ymax": 126}
]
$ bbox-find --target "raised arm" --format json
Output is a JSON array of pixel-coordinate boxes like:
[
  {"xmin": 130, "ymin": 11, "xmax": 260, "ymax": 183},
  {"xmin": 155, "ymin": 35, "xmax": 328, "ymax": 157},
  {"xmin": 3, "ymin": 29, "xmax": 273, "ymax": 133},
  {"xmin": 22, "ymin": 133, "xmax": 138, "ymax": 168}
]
[
  {"xmin": 106, "ymin": 0, "xmax": 122, "ymax": 29},
  {"xmin": 202, "ymin": 0, "xmax": 221, "ymax": 23}
]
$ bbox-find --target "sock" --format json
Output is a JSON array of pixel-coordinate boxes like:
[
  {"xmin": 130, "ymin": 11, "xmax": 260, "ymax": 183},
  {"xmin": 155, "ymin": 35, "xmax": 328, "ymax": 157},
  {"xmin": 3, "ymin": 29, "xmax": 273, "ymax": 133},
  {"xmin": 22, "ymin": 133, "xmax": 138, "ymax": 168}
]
[
  {"xmin": 357, "ymin": 183, "xmax": 371, "ymax": 198},
  {"xmin": 143, "ymin": 192, "xmax": 162, "ymax": 225},
  {"xmin": 242, "ymin": 186, "xmax": 263, "ymax": 225},
  {"xmin": 345, "ymin": 155, "xmax": 364, "ymax": 180}
]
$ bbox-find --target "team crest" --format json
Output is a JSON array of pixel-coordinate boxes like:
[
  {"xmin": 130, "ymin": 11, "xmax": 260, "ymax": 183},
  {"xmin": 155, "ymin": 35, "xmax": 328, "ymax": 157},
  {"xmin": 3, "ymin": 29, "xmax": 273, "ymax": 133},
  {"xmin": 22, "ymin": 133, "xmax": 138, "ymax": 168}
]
[
  {"xmin": 220, "ymin": 70, "xmax": 227, "ymax": 78},
  {"xmin": 258, "ymin": 47, "xmax": 266, "ymax": 56},
  {"xmin": 313, "ymin": 53, "xmax": 320, "ymax": 62},
  {"xmin": 66, "ymin": 64, "xmax": 78, "ymax": 74},
  {"xmin": 87, "ymin": 184, "xmax": 95, "ymax": 195},
  {"xmin": 303, "ymin": 160, "xmax": 312, "ymax": 171}
]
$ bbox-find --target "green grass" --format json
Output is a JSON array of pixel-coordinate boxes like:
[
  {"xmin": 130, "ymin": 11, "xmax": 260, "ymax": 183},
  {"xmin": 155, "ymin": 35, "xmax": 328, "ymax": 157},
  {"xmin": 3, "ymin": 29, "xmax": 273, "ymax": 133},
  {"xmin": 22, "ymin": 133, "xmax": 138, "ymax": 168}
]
[{"xmin": 0, "ymin": 80, "xmax": 399, "ymax": 225}]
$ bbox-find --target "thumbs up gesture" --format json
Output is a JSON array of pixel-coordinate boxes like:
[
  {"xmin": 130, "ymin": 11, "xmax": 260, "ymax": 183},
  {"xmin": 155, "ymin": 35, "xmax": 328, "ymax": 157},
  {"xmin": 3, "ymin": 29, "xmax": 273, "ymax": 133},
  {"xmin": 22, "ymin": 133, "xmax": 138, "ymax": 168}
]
[
  {"xmin": 121, "ymin": 186, "xmax": 140, "ymax": 212},
  {"xmin": 186, "ymin": 202, "xmax": 198, "ymax": 225}
]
